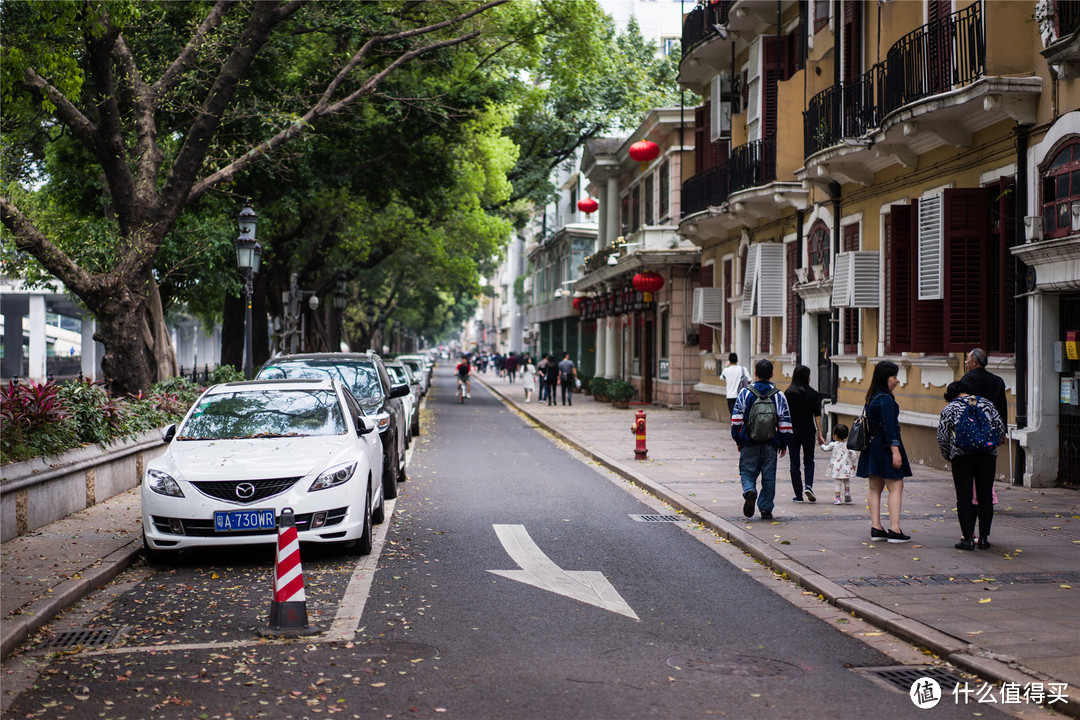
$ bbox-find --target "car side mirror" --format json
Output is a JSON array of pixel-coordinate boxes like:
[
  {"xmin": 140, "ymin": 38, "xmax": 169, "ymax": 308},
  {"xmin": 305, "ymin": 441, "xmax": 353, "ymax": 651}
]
[
  {"xmin": 161, "ymin": 424, "xmax": 176, "ymax": 442},
  {"xmin": 390, "ymin": 382, "xmax": 410, "ymax": 399},
  {"xmin": 356, "ymin": 416, "xmax": 377, "ymax": 435}
]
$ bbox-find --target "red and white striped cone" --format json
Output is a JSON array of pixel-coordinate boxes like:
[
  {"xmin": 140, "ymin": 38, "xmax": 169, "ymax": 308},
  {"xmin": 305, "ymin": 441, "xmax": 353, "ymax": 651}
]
[{"xmin": 258, "ymin": 508, "xmax": 319, "ymax": 637}]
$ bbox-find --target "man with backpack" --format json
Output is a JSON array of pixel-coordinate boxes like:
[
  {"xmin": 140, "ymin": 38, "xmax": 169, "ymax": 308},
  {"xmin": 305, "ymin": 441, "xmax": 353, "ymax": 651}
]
[
  {"xmin": 937, "ymin": 379, "xmax": 1006, "ymax": 551},
  {"xmin": 730, "ymin": 359, "xmax": 793, "ymax": 520}
]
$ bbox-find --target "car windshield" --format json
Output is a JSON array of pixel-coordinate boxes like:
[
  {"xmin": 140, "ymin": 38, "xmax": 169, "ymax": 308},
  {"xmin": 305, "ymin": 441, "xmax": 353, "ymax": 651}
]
[
  {"xmin": 258, "ymin": 360, "xmax": 384, "ymax": 402},
  {"xmin": 178, "ymin": 389, "xmax": 346, "ymax": 440},
  {"xmin": 387, "ymin": 366, "xmax": 408, "ymax": 384}
]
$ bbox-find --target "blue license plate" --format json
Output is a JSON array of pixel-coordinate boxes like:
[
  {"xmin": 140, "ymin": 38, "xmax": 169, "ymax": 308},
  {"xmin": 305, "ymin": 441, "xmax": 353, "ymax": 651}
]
[{"xmin": 214, "ymin": 509, "xmax": 276, "ymax": 532}]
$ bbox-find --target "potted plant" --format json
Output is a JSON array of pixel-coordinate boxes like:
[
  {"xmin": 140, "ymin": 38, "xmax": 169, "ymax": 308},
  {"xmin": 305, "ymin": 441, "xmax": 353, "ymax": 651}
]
[
  {"xmin": 590, "ymin": 377, "xmax": 610, "ymax": 402},
  {"xmin": 606, "ymin": 379, "xmax": 635, "ymax": 409},
  {"xmin": 578, "ymin": 375, "xmax": 592, "ymax": 395}
]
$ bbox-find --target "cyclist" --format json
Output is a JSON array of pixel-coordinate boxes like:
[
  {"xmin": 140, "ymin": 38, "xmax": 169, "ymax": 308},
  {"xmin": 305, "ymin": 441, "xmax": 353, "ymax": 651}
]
[{"xmin": 456, "ymin": 355, "xmax": 472, "ymax": 399}]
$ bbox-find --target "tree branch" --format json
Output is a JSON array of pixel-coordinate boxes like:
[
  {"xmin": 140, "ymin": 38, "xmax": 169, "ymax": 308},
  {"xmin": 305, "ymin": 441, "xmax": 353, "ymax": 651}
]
[
  {"xmin": 152, "ymin": 0, "xmax": 241, "ymax": 97},
  {"xmin": 112, "ymin": 37, "xmax": 163, "ymax": 208},
  {"xmin": 19, "ymin": 67, "xmax": 100, "ymax": 155}
]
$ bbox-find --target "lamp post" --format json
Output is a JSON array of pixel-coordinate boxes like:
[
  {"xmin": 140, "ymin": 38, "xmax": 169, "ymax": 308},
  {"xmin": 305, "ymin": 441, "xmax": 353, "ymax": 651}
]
[
  {"xmin": 333, "ymin": 272, "xmax": 348, "ymax": 351},
  {"xmin": 235, "ymin": 206, "xmax": 261, "ymax": 379}
]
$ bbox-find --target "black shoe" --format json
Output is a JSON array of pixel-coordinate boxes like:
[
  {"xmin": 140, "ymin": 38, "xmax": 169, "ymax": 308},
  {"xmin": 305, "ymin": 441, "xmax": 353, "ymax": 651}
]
[
  {"xmin": 760, "ymin": 510, "xmax": 773, "ymax": 520},
  {"xmin": 742, "ymin": 490, "xmax": 757, "ymax": 518},
  {"xmin": 792, "ymin": 496, "xmax": 804, "ymax": 502},
  {"xmin": 977, "ymin": 537, "xmax": 991, "ymax": 550},
  {"xmin": 955, "ymin": 538, "xmax": 976, "ymax": 551},
  {"xmin": 870, "ymin": 527, "xmax": 888, "ymax": 541},
  {"xmin": 804, "ymin": 487, "xmax": 816, "ymax": 503},
  {"xmin": 887, "ymin": 529, "xmax": 911, "ymax": 543}
]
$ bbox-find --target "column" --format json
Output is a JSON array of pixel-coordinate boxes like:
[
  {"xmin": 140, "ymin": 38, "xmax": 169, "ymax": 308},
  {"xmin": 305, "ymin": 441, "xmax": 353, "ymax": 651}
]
[
  {"xmin": 605, "ymin": 316, "xmax": 618, "ymax": 379},
  {"xmin": 80, "ymin": 316, "xmax": 97, "ymax": 380},
  {"xmin": 605, "ymin": 176, "xmax": 619, "ymax": 247},
  {"xmin": 2, "ymin": 297, "xmax": 26, "ymax": 378},
  {"xmin": 595, "ymin": 317, "xmax": 607, "ymax": 378},
  {"xmin": 28, "ymin": 293, "xmax": 46, "ymax": 382}
]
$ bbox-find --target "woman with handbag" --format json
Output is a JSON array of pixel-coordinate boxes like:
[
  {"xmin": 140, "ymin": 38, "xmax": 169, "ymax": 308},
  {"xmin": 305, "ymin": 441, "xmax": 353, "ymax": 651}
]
[{"xmin": 856, "ymin": 360, "xmax": 913, "ymax": 543}]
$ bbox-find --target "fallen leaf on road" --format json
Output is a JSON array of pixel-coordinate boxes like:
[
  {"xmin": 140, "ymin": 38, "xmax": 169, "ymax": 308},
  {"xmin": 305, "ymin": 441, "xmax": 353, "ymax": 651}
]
[{"xmin": 978, "ymin": 598, "xmax": 991, "ymax": 603}]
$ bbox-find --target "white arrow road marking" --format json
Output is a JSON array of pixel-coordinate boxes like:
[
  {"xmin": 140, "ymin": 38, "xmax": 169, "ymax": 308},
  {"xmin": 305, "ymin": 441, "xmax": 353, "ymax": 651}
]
[{"xmin": 488, "ymin": 524, "xmax": 639, "ymax": 620}]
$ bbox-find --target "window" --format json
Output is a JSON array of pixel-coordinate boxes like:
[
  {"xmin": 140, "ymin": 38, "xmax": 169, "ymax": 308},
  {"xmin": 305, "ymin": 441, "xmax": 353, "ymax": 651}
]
[
  {"xmin": 1041, "ymin": 138, "xmax": 1080, "ymax": 239},
  {"xmin": 644, "ymin": 174, "xmax": 655, "ymax": 226},
  {"xmin": 759, "ymin": 317, "xmax": 771, "ymax": 354},
  {"xmin": 660, "ymin": 307, "xmax": 670, "ymax": 361},
  {"xmin": 661, "ymin": 37, "xmax": 679, "ymax": 56},
  {"xmin": 698, "ymin": 265, "xmax": 713, "ymax": 351},
  {"xmin": 659, "ymin": 161, "xmax": 670, "ymax": 221},
  {"xmin": 841, "ymin": 224, "xmax": 860, "ymax": 354},
  {"xmin": 786, "ymin": 242, "xmax": 800, "ymax": 353},
  {"xmin": 621, "ymin": 195, "xmax": 630, "ymax": 236},
  {"xmin": 807, "ymin": 221, "xmax": 830, "ymax": 278},
  {"xmin": 814, "ymin": 0, "xmax": 830, "ymax": 33},
  {"xmin": 631, "ymin": 185, "xmax": 641, "ymax": 233}
]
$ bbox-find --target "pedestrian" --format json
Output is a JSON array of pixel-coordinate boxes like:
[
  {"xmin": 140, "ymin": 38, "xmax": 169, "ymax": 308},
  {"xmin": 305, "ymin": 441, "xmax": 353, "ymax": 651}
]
[
  {"xmin": 730, "ymin": 359, "xmax": 792, "ymax": 520},
  {"xmin": 558, "ymin": 352, "xmax": 577, "ymax": 406},
  {"xmin": 961, "ymin": 348, "xmax": 1008, "ymax": 425},
  {"xmin": 521, "ymin": 355, "xmax": 536, "ymax": 403},
  {"xmin": 856, "ymin": 360, "xmax": 913, "ymax": 543},
  {"xmin": 544, "ymin": 354, "xmax": 559, "ymax": 406},
  {"xmin": 719, "ymin": 353, "xmax": 751, "ymax": 421},
  {"xmin": 784, "ymin": 364, "xmax": 825, "ymax": 503},
  {"xmin": 937, "ymin": 380, "xmax": 1006, "ymax": 550},
  {"xmin": 821, "ymin": 424, "xmax": 856, "ymax": 505},
  {"xmin": 536, "ymin": 355, "xmax": 549, "ymax": 403},
  {"xmin": 506, "ymin": 353, "xmax": 518, "ymax": 384}
]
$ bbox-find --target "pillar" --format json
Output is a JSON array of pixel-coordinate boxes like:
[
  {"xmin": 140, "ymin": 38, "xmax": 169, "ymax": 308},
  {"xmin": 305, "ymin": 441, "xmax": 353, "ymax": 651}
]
[
  {"xmin": 80, "ymin": 317, "xmax": 97, "ymax": 380},
  {"xmin": 605, "ymin": 176, "xmax": 619, "ymax": 247},
  {"xmin": 28, "ymin": 294, "xmax": 46, "ymax": 382},
  {"xmin": 604, "ymin": 316, "xmax": 618, "ymax": 379},
  {"xmin": 595, "ymin": 318, "xmax": 606, "ymax": 379}
]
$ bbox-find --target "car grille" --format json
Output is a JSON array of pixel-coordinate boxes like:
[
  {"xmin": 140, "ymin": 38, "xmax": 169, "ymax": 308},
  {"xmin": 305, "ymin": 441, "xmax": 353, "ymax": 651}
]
[
  {"xmin": 190, "ymin": 477, "xmax": 301, "ymax": 504},
  {"xmin": 151, "ymin": 507, "xmax": 348, "ymax": 537}
]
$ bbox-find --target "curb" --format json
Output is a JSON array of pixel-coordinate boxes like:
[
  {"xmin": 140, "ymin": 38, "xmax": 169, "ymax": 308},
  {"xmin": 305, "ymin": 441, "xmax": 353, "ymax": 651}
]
[
  {"xmin": 477, "ymin": 376, "xmax": 1079, "ymax": 718},
  {"xmin": 1, "ymin": 541, "xmax": 142, "ymax": 662}
]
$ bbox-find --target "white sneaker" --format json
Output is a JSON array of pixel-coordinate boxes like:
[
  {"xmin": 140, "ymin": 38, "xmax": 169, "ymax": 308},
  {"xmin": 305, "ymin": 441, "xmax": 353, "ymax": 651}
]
[
  {"xmin": 525, "ymin": 398, "xmax": 531, "ymax": 403},
  {"xmin": 466, "ymin": 393, "xmax": 471, "ymax": 398}
]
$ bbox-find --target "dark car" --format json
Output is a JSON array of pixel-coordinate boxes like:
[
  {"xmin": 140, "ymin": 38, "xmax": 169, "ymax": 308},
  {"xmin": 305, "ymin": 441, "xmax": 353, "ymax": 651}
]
[
  {"xmin": 385, "ymin": 360, "xmax": 421, "ymax": 437},
  {"xmin": 256, "ymin": 352, "xmax": 409, "ymax": 499}
]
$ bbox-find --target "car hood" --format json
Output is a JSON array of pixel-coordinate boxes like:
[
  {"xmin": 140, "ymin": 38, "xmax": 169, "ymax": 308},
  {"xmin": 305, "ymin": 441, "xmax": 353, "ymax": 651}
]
[{"xmin": 164, "ymin": 436, "xmax": 354, "ymax": 483}]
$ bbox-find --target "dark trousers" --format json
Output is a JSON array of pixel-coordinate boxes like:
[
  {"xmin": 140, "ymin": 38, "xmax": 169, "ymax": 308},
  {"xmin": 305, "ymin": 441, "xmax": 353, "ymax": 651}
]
[
  {"xmin": 788, "ymin": 431, "xmax": 816, "ymax": 496},
  {"xmin": 561, "ymin": 381, "xmax": 573, "ymax": 405},
  {"xmin": 508, "ymin": 369, "xmax": 516, "ymax": 383},
  {"xmin": 727, "ymin": 397, "xmax": 737, "ymax": 420},
  {"xmin": 538, "ymin": 379, "xmax": 547, "ymax": 401},
  {"xmin": 546, "ymin": 381, "xmax": 557, "ymax": 405},
  {"xmin": 951, "ymin": 453, "xmax": 997, "ymax": 539}
]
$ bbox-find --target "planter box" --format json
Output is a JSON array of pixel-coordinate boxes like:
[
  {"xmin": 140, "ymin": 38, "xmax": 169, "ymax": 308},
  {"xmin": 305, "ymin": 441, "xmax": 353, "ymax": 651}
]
[
  {"xmin": 612, "ymin": 400, "xmax": 630, "ymax": 409},
  {"xmin": 0, "ymin": 431, "xmax": 165, "ymax": 542}
]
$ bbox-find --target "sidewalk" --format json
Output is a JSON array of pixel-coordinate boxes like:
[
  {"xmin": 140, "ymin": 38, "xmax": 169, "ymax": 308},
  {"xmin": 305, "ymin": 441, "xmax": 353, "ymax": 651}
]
[{"xmin": 478, "ymin": 374, "xmax": 1080, "ymax": 716}]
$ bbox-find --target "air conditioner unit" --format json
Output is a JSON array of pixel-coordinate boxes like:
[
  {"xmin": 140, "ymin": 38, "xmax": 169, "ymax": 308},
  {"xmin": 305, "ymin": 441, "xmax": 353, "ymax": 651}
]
[{"xmin": 692, "ymin": 287, "xmax": 725, "ymax": 324}]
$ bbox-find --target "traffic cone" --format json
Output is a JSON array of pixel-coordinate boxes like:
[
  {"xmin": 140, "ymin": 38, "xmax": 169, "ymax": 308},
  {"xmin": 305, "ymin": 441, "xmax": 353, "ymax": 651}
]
[{"xmin": 258, "ymin": 508, "xmax": 319, "ymax": 638}]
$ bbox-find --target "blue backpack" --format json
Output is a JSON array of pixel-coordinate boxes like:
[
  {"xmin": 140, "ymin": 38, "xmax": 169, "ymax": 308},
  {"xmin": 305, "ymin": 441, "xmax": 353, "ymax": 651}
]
[{"xmin": 953, "ymin": 397, "xmax": 996, "ymax": 454}]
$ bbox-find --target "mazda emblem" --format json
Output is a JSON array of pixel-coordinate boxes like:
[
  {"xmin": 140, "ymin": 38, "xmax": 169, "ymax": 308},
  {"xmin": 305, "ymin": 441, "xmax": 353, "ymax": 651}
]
[{"xmin": 235, "ymin": 482, "xmax": 256, "ymax": 499}]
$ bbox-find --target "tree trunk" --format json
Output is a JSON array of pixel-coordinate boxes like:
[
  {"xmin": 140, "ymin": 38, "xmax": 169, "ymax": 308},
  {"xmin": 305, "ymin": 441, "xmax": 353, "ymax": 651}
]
[
  {"xmin": 145, "ymin": 280, "xmax": 178, "ymax": 382},
  {"xmin": 95, "ymin": 299, "xmax": 153, "ymax": 397},
  {"xmin": 221, "ymin": 292, "xmax": 244, "ymax": 372}
]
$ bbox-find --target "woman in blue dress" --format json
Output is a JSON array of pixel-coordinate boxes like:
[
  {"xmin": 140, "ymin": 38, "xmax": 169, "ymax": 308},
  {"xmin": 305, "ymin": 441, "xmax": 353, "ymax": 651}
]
[{"xmin": 856, "ymin": 360, "xmax": 913, "ymax": 543}]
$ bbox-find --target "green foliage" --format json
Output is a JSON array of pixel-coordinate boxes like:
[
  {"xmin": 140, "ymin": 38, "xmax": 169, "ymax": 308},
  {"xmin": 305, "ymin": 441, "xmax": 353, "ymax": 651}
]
[
  {"xmin": 589, "ymin": 377, "xmax": 609, "ymax": 398},
  {"xmin": 208, "ymin": 365, "xmax": 245, "ymax": 385},
  {"xmin": 0, "ymin": 380, "xmax": 74, "ymax": 462},
  {"xmin": 57, "ymin": 378, "xmax": 125, "ymax": 447},
  {"xmin": 606, "ymin": 379, "xmax": 635, "ymax": 403}
]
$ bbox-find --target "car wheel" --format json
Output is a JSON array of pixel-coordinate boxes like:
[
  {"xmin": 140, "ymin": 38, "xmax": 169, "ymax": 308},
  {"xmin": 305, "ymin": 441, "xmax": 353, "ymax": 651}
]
[
  {"xmin": 411, "ymin": 416, "xmax": 420, "ymax": 437},
  {"xmin": 372, "ymin": 475, "xmax": 386, "ymax": 524},
  {"xmin": 344, "ymin": 485, "xmax": 373, "ymax": 556},
  {"xmin": 142, "ymin": 531, "xmax": 177, "ymax": 564},
  {"xmin": 382, "ymin": 440, "xmax": 399, "ymax": 500}
]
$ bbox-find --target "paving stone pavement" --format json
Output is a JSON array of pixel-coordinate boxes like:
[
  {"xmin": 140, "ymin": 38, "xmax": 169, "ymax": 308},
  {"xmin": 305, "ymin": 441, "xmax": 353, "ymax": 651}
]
[
  {"xmin": 2, "ymin": 373, "xmax": 1078, "ymax": 718},
  {"xmin": 477, "ymin": 372, "xmax": 1080, "ymax": 716}
]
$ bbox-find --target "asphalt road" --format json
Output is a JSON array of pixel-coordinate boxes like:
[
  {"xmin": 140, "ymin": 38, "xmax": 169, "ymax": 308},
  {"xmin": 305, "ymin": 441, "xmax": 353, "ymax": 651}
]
[{"xmin": 1, "ymin": 366, "xmax": 1037, "ymax": 720}]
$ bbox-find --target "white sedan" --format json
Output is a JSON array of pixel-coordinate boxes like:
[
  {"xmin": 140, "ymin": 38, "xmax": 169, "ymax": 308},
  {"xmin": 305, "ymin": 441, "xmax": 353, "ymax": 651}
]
[{"xmin": 141, "ymin": 378, "xmax": 384, "ymax": 560}]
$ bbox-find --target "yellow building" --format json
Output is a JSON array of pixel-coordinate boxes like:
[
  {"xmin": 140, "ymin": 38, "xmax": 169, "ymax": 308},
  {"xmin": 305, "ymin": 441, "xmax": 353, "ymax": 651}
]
[{"xmin": 678, "ymin": 0, "xmax": 1079, "ymax": 488}]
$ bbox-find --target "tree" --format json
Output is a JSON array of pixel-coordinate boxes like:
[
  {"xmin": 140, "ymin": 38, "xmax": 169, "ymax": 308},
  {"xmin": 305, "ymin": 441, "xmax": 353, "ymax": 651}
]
[{"xmin": 1, "ymin": 0, "xmax": 507, "ymax": 394}]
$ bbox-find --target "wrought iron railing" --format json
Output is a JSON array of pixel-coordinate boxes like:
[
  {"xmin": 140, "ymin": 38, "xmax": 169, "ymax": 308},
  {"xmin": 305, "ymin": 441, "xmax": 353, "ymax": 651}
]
[
  {"xmin": 681, "ymin": 1, "xmax": 732, "ymax": 58},
  {"xmin": 729, "ymin": 137, "xmax": 776, "ymax": 195},
  {"xmin": 803, "ymin": 3, "xmax": 984, "ymax": 158},
  {"xmin": 681, "ymin": 165, "xmax": 731, "ymax": 218},
  {"xmin": 1060, "ymin": 1, "xmax": 1080, "ymax": 36}
]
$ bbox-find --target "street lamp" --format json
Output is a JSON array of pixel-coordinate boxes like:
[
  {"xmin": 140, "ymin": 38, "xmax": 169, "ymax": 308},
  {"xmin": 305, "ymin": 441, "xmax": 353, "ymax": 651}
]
[
  {"xmin": 333, "ymin": 272, "xmax": 348, "ymax": 351},
  {"xmin": 235, "ymin": 206, "xmax": 260, "ymax": 379}
]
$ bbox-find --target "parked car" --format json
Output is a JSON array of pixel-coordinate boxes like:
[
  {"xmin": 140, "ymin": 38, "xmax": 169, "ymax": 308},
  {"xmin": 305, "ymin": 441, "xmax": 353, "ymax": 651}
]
[
  {"xmin": 395, "ymin": 356, "xmax": 429, "ymax": 396},
  {"xmin": 141, "ymin": 378, "xmax": 384, "ymax": 560},
  {"xmin": 396, "ymin": 354, "xmax": 433, "ymax": 391},
  {"xmin": 256, "ymin": 352, "xmax": 409, "ymax": 501},
  {"xmin": 385, "ymin": 361, "xmax": 421, "ymax": 437}
]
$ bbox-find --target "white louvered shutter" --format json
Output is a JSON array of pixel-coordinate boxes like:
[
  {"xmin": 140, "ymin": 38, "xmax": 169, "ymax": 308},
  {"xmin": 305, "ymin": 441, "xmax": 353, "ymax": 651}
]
[
  {"xmin": 850, "ymin": 251, "xmax": 880, "ymax": 307},
  {"xmin": 740, "ymin": 245, "xmax": 759, "ymax": 317},
  {"xmin": 710, "ymin": 75, "xmax": 723, "ymax": 142},
  {"xmin": 831, "ymin": 252, "xmax": 853, "ymax": 306},
  {"xmin": 746, "ymin": 39, "xmax": 761, "ymax": 142},
  {"xmin": 917, "ymin": 192, "xmax": 944, "ymax": 300},
  {"xmin": 693, "ymin": 287, "xmax": 726, "ymax": 323},
  {"xmin": 756, "ymin": 243, "xmax": 786, "ymax": 317}
]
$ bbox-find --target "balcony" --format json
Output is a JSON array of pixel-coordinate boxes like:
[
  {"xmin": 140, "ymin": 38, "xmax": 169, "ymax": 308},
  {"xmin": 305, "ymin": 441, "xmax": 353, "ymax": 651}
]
[
  {"xmin": 681, "ymin": 165, "xmax": 731, "ymax": 218},
  {"xmin": 681, "ymin": 1, "xmax": 732, "ymax": 58},
  {"xmin": 1041, "ymin": 0, "xmax": 1080, "ymax": 78},
  {"xmin": 729, "ymin": 137, "xmax": 776, "ymax": 195}
]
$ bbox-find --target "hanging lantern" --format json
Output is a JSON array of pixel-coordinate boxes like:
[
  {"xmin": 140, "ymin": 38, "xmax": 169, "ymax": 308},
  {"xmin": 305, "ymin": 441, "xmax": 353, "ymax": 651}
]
[
  {"xmin": 633, "ymin": 270, "xmax": 665, "ymax": 303},
  {"xmin": 572, "ymin": 296, "xmax": 583, "ymax": 312},
  {"xmin": 628, "ymin": 140, "xmax": 660, "ymax": 171},
  {"xmin": 577, "ymin": 197, "xmax": 598, "ymax": 215}
]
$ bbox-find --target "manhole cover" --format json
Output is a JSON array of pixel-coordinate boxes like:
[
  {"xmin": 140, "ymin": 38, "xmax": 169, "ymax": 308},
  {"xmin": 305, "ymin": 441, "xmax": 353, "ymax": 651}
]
[
  {"xmin": 853, "ymin": 665, "xmax": 969, "ymax": 693},
  {"xmin": 304, "ymin": 642, "xmax": 440, "ymax": 666},
  {"xmin": 48, "ymin": 627, "xmax": 125, "ymax": 650},
  {"xmin": 631, "ymin": 514, "xmax": 685, "ymax": 523},
  {"xmin": 666, "ymin": 653, "xmax": 804, "ymax": 677}
]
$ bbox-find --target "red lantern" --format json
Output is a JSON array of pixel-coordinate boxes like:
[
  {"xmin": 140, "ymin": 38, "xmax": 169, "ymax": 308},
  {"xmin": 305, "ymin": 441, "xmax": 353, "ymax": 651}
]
[
  {"xmin": 577, "ymin": 197, "xmax": 598, "ymax": 215},
  {"xmin": 572, "ymin": 296, "xmax": 583, "ymax": 312},
  {"xmin": 633, "ymin": 270, "xmax": 664, "ymax": 302},
  {"xmin": 628, "ymin": 140, "xmax": 660, "ymax": 165}
]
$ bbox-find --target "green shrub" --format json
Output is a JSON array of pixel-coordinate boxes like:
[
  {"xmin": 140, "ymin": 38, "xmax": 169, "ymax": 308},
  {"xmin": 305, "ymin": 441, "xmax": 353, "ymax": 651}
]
[
  {"xmin": 58, "ymin": 378, "xmax": 126, "ymax": 446},
  {"xmin": 0, "ymin": 380, "xmax": 75, "ymax": 463},
  {"xmin": 590, "ymin": 377, "xmax": 609, "ymax": 397},
  {"xmin": 606, "ymin": 379, "xmax": 635, "ymax": 403},
  {"xmin": 208, "ymin": 365, "xmax": 245, "ymax": 385}
]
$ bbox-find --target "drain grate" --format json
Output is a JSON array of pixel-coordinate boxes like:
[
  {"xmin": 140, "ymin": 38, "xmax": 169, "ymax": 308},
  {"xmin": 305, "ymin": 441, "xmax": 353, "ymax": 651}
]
[
  {"xmin": 854, "ymin": 665, "xmax": 969, "ymax": 693},
  {"xmin": 48, "ymin": 627, "xmax": 123, "ymax": 650},
  {"xmin": 631, "ymin": 514, "xmax": 685, "ymax": 523}
]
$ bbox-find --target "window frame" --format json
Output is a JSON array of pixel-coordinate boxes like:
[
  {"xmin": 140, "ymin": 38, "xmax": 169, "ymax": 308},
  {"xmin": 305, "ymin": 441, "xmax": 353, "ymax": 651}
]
[{"xmin": 1041, "ymin": 138, "xmax": 1080, "ymax": 240}]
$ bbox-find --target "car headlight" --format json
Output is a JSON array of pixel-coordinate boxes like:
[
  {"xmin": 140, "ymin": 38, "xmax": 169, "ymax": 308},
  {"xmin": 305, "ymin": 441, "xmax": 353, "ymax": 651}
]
[
  {"xmin": 310, "ymin": 462, "xmax": 357, "ymax": 491},
  {"xmin": 146, "ymin": 469, "xmax": 184, "ymax": 498}
]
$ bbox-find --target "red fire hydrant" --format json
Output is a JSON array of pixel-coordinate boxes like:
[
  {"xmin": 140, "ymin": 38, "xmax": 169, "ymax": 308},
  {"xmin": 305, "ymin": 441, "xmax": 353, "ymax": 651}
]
[{"xmin": 631, "ymin": 409, "xmax": 648, "ymax": 460}]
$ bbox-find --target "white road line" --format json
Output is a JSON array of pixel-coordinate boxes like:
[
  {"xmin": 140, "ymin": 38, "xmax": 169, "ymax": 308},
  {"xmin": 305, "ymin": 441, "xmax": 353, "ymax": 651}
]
[
  {"xmin": 324, "ymin": 498, "xmax": 397, "ymax": 641},
  {"xmin": 489, "ymin": 524, "xmax": 639, "ymax": 620}
]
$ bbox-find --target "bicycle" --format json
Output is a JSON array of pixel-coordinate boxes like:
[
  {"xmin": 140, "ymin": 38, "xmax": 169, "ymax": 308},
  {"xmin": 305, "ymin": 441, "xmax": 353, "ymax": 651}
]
[{"xmin": 457, "ymin": 377, "xmax": 467, "ymax": 403}]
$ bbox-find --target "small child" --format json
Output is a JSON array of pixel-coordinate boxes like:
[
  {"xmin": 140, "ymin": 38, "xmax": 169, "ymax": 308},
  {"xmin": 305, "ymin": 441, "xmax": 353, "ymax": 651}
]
[{"xmin": 821, "ymin": 424, "xmax": 857, "ymax": 505}]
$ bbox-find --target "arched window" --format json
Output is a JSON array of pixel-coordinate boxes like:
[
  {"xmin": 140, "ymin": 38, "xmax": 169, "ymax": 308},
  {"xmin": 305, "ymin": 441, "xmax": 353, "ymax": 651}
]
[
  {"xmin": 1041, "ymin": 138, "xmax": 1080, "ymax": 240},
  {"xmin": 807, "ymin": 221, "xmax": 831, "ymax": 279}
]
